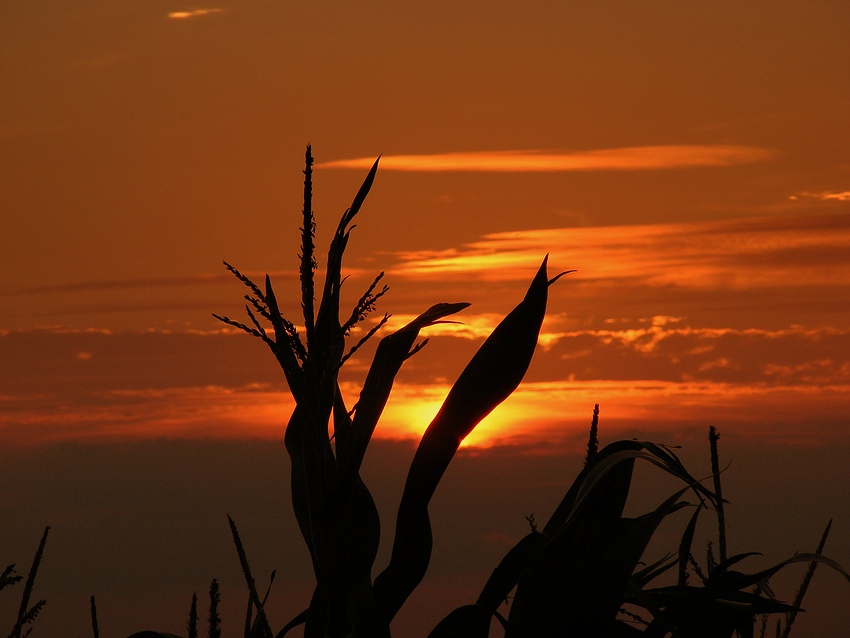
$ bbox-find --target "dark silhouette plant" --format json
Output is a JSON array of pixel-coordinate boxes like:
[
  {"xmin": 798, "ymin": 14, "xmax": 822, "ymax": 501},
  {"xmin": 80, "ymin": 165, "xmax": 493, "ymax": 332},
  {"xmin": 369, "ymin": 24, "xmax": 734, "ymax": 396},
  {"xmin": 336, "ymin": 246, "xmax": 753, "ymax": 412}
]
[
  {"xmin": 214, "ymin": 146, "xmax": 571, "ymax": 636},
  {"xmin": 208, "ymin": 147, "xmax": 849, "ymax": 638},
  {"xmin": 3, "ymin": 527, "xmax": 49, "ymax": 638},
  {"xmin": 430, "ymin": 423, "xmax": 849, "ymax": 637}
]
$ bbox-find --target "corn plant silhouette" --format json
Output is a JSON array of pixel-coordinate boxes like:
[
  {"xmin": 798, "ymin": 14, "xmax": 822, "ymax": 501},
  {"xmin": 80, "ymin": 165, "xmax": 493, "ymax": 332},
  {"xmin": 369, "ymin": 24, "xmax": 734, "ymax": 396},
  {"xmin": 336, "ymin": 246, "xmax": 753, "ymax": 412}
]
[
  {"xmin": 429, "ymin": 423, "xmax": 850, "ymax": 638},
  {"xmin": 215, "ymin": 145, "xmax": 571, "ymax": 637},
  {"xmin": 216, "ymin": 147, "xmax": 850, "ymax": 638},
  {"xmin": 3, "ymin": 526, "xmax": 49, "ymax": 638}
]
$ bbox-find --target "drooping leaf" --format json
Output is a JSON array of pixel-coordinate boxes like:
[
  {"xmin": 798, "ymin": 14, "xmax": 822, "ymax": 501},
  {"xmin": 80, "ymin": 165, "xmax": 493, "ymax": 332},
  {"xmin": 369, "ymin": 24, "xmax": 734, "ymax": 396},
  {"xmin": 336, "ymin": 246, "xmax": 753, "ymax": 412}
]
[
  {"xmin": 544, "ymin": 440, "xmax": 716, "ymax": 537},
  {"xmin": 709, "ymin": 553, "xmax": 765, "ymax": 580},
  {"xmin": 633, "ymin": 553, "xmax": 679, "ymax": 588},
  {"xmin": 717, "ymin": 552, "xmax": 850, "ymax": 594}
]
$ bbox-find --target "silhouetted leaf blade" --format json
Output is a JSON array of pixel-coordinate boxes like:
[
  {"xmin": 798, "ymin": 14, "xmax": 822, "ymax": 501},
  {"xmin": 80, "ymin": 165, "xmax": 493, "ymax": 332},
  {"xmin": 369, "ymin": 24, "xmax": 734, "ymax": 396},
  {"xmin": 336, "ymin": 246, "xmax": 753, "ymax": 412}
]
[
  {"xmin": 427, "ymin": 604, "xmax": 492, "ymax": 638},
  {"xmin": 375, "ymin": 258, "xmax": 553, "ymax": 624},
  {"xmin": 476, "ymin": 532, "xmax": 547, "ymax": 612}
]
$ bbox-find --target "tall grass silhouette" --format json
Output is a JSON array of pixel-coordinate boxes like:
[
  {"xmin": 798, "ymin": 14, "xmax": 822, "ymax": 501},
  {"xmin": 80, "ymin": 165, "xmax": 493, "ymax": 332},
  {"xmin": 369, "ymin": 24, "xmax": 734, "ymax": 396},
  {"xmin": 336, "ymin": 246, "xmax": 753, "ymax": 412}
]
[
  {"xmin": 214, "ymin": 145, "xmax": 571, "ymax": 635},
  {"xmin": 4, "ymin": 145, "xmax": 848, "ymax": 638},
  {"xmin": 209, "ymin": 147, "xmax": 849, "ymax": 637},
  {"xmin": 3, "ymin": 526, "xmax": 49, "ymax": 638},
  {"xmin": 8, "ymin": 146, "xmax": 835, "ymax": 637}
]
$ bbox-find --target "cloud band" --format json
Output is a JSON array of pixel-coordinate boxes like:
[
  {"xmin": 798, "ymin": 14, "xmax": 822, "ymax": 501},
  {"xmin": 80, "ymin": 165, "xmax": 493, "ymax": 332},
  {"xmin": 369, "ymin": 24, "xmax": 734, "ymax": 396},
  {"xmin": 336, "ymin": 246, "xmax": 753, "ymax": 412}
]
[{"xmin": 316, "ymin": 145, "xmax": 775, "ymax": 173}]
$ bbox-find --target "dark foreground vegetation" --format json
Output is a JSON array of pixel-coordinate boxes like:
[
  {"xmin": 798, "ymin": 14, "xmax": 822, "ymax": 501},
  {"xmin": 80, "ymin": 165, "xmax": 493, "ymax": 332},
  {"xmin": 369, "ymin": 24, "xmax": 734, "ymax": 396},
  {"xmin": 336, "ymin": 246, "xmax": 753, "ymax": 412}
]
[{"xmin": 5, "ymin": 148, "xmax": 848, "ymax": 637}]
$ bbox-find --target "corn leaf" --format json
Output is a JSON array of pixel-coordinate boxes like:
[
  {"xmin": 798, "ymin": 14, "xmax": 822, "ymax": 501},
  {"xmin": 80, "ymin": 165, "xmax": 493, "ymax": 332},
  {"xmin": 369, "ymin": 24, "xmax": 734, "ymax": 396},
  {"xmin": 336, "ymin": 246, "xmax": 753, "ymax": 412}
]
[
  {"xmin": 374, "ymin": 257, "xmax": 554, "ymax": 624},
  {"xmin": 507, "ymin": 486, "xmax": 689, "ymax": 637},
  {"xmin": 427, "ymin": 604, "xmax": 492, "ymax": 638},
  {"xmin": 476, "ymin": 532, "xmax": 548, "ymax": 612},
  {"xmin": 327, "ymin": 302, "xmax": 470, "ymax": 520},
  {"xmin": 544, "ymin": 440, "xmax": 716, "ymax": 536}
]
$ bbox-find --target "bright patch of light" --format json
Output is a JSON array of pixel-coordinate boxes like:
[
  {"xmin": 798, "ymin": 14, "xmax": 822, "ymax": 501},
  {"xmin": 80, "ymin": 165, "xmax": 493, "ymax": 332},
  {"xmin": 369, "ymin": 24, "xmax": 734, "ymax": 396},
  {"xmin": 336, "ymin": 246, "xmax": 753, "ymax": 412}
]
[
  {"xmin": 168, "ymin": 8, "xmax": 223, "ymax": 19},
  {"xmin": 317, "ymin": 145, "xmax": 775, "ymax": 173}
]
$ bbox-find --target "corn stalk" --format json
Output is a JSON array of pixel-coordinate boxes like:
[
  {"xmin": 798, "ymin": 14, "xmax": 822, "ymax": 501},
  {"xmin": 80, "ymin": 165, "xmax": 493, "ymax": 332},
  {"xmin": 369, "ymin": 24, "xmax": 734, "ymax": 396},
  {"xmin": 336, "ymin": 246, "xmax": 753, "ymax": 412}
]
[{"xmin": 216, "ymin": 146, "xmax": 566, "ymax": 637}]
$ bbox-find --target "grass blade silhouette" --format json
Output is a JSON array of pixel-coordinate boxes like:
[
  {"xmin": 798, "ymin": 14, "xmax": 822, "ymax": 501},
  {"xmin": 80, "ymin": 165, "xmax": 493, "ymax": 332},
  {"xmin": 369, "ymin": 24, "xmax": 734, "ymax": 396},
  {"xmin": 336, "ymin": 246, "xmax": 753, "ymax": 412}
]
[
  {"xmin": 208, "ymin": 579, "xmax": 222, "ymax": 638},
  {"xmin": 187, "ymin": 592, "xmax": 198, "ymax": 638},
  {"xmin": 90, "ymin": 595, "xmax": 99, "ymax": 638},
  {"xmin": 228, "ymin": 516, "xmax": 272, "ymax": 638},
  {"xmin": 782, "ymin": 519, "xmax": 832, "ymax": 638},
  {"xmin": 374, "ymin": 257, "xmax": 558, "ymax": 624},
  {"xmin": 10, "ymin": 526, "xmax": 49, "ymax": 638}
]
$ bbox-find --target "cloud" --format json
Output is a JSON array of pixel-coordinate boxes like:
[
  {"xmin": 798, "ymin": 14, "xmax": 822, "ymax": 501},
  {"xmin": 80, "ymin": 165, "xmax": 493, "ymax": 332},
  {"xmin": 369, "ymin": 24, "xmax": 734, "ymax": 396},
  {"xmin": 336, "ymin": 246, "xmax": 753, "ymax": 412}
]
[
  {"xmin": 4, "ymin": 212, "xmax": 849, "ymax": 450},
  {"xmin": 790, "ymin": 190, "xmax": 850, "ymax": 202},
  {"xmin": 316, "ymin": 145, "xmax": 775, "ymax": 173},
  {"xmin": 4, "ymin": 318, "xmax": 849, "ymax": 448},
  {"xmin": 388, "ymin": 212, "xmax": 850, "ymax": 290},
  {"xmin": 0, "ymin": 273, "xmax": 225, "ymax": 297},
  {"xmin": 0, "ymin": 270, "xmax": 299, "ymax": 298},
  {"xmin": 168, "ymin": 8, "xmax": 224, "ymax": 19},
  {"xmin": 0, "ymin": 383, "xmax": 294, "ymax": 446},
  {"xmin": 530, "ymin": 322, "xmax": 850, "ymax": 390},
  {"xmin": 543, "ymin": 321, "xmax": 850, "ymax": 355}
]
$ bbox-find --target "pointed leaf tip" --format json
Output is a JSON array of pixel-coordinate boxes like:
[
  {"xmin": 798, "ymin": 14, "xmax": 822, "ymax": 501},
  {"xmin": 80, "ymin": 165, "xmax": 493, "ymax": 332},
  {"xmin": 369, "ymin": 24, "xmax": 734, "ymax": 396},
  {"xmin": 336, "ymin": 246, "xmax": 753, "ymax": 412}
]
[
  {"xmin": 535, "ymin": 254, "xmax": 576, "ymax": 286},
  {"xmin": 342, "ymin": 155, "xmax": 381, "ymax": 227},
  {"xmin": 522, "ymin": 257, "xmax": 550, "ymax": 302}
]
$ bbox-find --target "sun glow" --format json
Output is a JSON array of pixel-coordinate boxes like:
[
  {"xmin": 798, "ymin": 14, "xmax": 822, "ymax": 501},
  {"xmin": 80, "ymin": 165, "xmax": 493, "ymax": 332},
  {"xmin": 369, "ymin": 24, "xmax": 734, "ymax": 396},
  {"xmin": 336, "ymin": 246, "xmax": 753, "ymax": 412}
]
[
  {"xmin": 4, "ymin": 212, "xmax": 848, "ymax": 450},
  {"xmin": 3, "ymin": 371, "xmax": 849, "ymax": 450}
]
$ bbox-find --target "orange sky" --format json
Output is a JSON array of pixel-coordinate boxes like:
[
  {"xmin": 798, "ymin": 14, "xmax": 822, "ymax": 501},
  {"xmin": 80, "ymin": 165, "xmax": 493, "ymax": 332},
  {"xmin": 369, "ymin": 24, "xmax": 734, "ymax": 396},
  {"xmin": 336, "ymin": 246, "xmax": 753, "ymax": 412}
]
[{"xmin": 2, "ymin": 2, "xmax": 849, "ymax": 636}]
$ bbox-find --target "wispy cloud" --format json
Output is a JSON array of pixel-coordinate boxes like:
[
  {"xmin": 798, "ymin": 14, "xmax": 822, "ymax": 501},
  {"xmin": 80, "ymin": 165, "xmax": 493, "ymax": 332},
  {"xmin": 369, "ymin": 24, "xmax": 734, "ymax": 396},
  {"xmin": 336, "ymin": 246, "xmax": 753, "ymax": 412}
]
[
  {"xmin": 316, "ymin": 145, "xmax": 775, "ymax": 173},
  {"xmin": 4, "ymin": 212, "xmax": 848, "ymax": 449},
  {"xmin": 0, "ymin": 270, "xmax": 298, "ymax": 297},
  {"xmin": 0, "ymin": 384, "xmax": 293, "ymax": 446},
  {"xmin": 790, "ymin": 190, "xmax": 850, "ymax": 202},
  {"xmin": 543, "ymin": 319, "xmax": 850, "ymax": 355},
  {"xmin": 533, "ymin": 320, "xmax": 850, "ymax": 387},
  {"xmin": 389, "ymin": 212, "xmax": 850, "ymax": 289},
  {"xmin": 168, "ymin": 8, "xmax": 224, "ymax": 19}
]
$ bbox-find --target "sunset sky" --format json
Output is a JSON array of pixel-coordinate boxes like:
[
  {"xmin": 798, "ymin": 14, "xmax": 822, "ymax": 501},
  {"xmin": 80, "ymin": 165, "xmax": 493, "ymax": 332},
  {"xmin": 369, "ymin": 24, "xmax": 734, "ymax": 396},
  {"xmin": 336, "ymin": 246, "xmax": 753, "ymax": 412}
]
[{"xmin": 2, "ymin": 2, "xmax": 849, "ymax": 636}]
